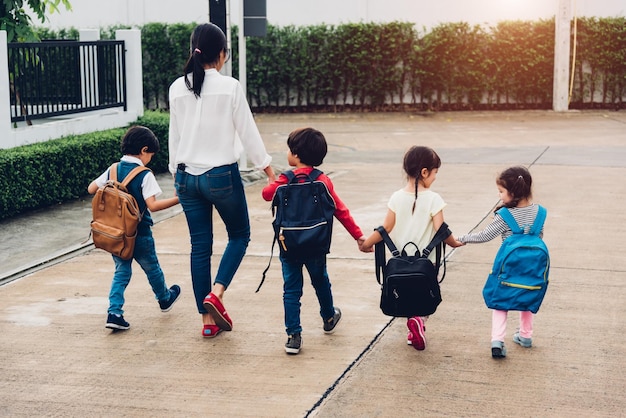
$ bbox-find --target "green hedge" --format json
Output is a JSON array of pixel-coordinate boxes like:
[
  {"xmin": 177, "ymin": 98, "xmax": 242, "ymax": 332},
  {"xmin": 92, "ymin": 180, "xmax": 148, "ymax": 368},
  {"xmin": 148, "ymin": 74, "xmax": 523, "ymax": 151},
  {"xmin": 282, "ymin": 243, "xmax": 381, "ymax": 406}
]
[
  {"xmin": 241, "ymin": 18, "xmax": 624, "ymax": 110},
  {"xmin": 36, "ymin": 17, "xmax": 626, "ymax": 111},
  {"xmin": 0, "ymin": 112, "xmax": 171, "ymax": 220}
]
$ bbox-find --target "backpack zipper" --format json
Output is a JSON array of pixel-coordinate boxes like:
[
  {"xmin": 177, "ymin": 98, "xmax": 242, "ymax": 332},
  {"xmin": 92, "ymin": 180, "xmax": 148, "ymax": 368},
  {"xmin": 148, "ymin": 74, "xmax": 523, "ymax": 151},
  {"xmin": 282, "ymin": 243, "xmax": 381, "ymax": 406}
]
[
  {"xmin": 281, "ymin": 221, "xmax": 328, "ymax": 231},
  {"xmin": 93, "ymin": 229, "xmax": 124, "ymax": 240},
  {"xmin": 278, "ymin": 221, "xmax": 328, "ymax": 252},
  {"xmin": 500, "ymin": 281, "xmax": 542, "ymax": 290}
]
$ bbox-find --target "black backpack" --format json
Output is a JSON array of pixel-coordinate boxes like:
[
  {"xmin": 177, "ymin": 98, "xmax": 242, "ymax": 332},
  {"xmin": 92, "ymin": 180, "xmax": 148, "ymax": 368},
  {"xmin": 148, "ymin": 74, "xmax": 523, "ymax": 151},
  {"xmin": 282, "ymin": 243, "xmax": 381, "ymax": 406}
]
[
  {"xmin": 257, "ymin": 169, "xmax": 336, "ymax": 292},
  {"xmin": 374, "ymin": 224, "xmax": 451, "ymax": 317}
]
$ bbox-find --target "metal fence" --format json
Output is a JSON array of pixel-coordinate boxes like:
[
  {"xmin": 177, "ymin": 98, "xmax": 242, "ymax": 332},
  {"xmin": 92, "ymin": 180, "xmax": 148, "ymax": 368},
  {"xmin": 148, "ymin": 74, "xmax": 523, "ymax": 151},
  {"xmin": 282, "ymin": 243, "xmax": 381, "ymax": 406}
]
[{"xmin": 8, "ymin": 40, "xmax": 126, "ymax": 124}]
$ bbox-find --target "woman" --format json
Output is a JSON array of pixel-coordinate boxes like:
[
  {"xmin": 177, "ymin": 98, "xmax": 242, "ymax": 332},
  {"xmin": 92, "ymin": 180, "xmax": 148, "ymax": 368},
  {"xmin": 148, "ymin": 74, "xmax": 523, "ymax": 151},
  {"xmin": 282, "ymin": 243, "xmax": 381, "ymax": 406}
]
[{"xmin": 168, "ymin": 23, "xmax": 275, "ymax": 338}]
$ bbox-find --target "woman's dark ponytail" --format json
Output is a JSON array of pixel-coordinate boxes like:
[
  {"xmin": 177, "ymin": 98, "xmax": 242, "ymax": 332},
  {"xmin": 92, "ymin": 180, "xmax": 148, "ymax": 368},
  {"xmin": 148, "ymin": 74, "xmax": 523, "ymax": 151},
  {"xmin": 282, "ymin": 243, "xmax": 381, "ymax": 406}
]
[{"xmin": 182, "ymin": 23, "xmax": 227, "ymax": 98}]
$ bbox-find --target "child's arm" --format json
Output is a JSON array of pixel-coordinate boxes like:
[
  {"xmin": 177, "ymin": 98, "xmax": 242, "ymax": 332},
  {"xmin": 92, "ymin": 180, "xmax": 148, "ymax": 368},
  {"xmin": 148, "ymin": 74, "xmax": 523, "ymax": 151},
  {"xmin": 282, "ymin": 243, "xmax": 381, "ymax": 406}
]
[
  {"xmin": 321, "ymin": 176, "xmax": 364, "ymax": 241},
  {"xmin": 261, "ymin": 173, "xmax": 288, "ymax": 201},
  {"xmin": 87, "ymin": 180, "xmax": 99, "ymax": 195},
  {"xmin": 87, "ymin": 169, "xmax": 110, "ymax": 194},
  {"xmin": 145, "ymin": 194, "xmax": 179, "ymax": 212},
  {"xmin": 433, "ymin": 210, "xmax": 464, "ymax": 248},
  {"xmin": 458, "ymin": 215, "xmax": 506, "ymax": 244},
  {"xmin": 360, "ymin": 209, "xmax": 396, "ymax": 252}
]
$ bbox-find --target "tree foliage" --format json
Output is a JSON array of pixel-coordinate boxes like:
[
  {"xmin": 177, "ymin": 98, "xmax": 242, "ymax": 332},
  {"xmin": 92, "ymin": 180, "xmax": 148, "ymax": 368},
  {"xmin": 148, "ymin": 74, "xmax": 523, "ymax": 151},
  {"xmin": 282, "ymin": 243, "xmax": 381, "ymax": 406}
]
[{"xmin": 0, "ymin": 0, "xmax": 71, "ymax": 42}]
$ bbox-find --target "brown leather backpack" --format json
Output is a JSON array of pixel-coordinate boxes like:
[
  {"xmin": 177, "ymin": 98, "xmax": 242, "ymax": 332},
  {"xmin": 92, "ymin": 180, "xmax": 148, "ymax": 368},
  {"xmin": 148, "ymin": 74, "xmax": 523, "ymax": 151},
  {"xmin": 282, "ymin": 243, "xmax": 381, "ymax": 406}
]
[{"xmin": 90, "ymin": 163, "xmax": 149, "ymax": 260}]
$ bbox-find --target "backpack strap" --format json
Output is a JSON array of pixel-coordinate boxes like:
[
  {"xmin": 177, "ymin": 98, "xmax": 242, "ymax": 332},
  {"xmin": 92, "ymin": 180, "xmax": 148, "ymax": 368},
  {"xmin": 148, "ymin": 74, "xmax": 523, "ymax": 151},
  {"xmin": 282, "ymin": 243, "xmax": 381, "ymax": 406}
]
[
  {"xmin": 375, "ymin": 226, "xmax": 400, "ymax": 256},
  {"xmin": 529, "ymin": 205, "xmax": 547, "ymax": 236},
  {"xmin": 423, "ymin": 223, "xmax": 451, "ymax": 284},
  {"xmin": 110, "ymin": 163, "xmax": 151, "ymax": 221},
  {"xmin": 109, "ymin": 163, "xmax": 119, "ymax": 182},
  {"xmin": 374, "ymin": 227, "xmax": 388, "ymax": 285},
  {"xmin": 497, "ymin": 207, "xmax": 523, "ymax": 234},
  {"xmin": 498, "ymin": 206, "xmax": 546, "ymax": 236},
  {"xmin": 309, "ymin": 168, "xmax": 322, "ymax": 181},
  {"xmin": 283, "ymin": 170, "xmax": 296, "ymax": 183},
  {"xmin": 374, "ymin": 224, "xmax": 451, "ymax": 285},
  {"xmin": 283, "ymin": 168, "xmax": 323, "ymax": 184},
  {"xmin": 374, "ymin": 226, "xmax": 398, "ymax": 285},
  {"xmin": 121, "ymin": 165, "xmax": 150, "ymax": 188},
  {"xmin": 422, "ymin": 222, "xmax": 451, "ymax": 257},
  {"xmin": 107, "ymin": 163, "xmax": 149, "ymax": 187},
  {"xmin": 257, "ymin": 236, "xmax": 277, "ymax": 293}
]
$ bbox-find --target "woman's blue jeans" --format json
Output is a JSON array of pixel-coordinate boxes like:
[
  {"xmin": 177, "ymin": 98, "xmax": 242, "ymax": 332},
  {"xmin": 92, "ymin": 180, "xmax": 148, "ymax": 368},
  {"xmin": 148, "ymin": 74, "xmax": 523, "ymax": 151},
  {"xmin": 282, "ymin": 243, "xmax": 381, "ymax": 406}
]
[
  {"xmin": 108, "ymin": 232, "xmax": 169, "ymax": 315},
  {"xmin": 280, "ymin": 255, "xmax": 335, "ymax": 335},
  {"xmin": 175, "ymin": 163, "xmax": 250, "ymax": 313}
]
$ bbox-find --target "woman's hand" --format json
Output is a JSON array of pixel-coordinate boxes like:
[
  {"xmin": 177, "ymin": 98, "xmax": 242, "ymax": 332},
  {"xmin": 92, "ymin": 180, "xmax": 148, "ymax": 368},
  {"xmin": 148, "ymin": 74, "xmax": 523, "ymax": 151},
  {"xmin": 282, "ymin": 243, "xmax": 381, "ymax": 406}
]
[{"xmin": 264, "ymin": 165, "xmax": 276, "ymax": 183}]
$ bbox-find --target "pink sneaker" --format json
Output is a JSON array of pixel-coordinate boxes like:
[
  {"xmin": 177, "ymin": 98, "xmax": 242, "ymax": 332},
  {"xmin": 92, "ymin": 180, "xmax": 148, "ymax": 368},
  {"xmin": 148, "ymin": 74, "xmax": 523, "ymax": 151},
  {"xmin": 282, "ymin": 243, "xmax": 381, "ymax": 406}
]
[{"xmin": 407, "ymin": 317, "xmax": 426, "ymax": 350}]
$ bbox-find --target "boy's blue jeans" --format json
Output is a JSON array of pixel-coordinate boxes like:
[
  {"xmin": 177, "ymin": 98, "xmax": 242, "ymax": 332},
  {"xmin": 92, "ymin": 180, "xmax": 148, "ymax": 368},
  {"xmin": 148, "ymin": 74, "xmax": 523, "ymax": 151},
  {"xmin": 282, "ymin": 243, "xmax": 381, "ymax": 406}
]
[
  {"xmin": 280, "ymin": 254, "xmax": 335, "ymax": 335},
  {"xmin": 175, "ymin": 163, "xmax": 250, "ymax": 313},
  {"xmin": 108, "ymin": 232, "xmax": 169, "ymax": 315}
]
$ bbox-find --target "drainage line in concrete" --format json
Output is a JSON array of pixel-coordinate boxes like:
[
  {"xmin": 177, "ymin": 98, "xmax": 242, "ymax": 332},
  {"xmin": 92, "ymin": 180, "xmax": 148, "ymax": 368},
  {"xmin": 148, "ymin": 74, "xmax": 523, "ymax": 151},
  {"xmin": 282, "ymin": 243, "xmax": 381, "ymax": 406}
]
[
  {"xmin": 304, "ymin": 316, "xmax": 395, "ymax": 418},
  {"xmin": 305, "ymin": 246, "xmax": 459, "ymax": 417}
]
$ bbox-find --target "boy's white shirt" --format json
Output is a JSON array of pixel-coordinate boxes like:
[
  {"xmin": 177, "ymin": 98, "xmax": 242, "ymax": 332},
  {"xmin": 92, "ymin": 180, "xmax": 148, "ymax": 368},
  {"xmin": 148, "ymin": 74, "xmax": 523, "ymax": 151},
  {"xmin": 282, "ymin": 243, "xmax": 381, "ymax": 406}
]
[{"xmin": 93, "ymin": 155, "xmax": 162, "ymax": 200}]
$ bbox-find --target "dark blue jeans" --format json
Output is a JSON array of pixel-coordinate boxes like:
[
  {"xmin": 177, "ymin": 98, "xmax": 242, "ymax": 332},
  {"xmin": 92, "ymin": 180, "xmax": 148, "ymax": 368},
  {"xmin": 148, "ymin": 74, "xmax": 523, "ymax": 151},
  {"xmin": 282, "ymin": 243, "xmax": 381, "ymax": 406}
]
[
  {"xmin": 175, "ymin": 163, "xmax": 250, "ymax": 313},
  {"xmin": 108, "ymin": 231, "xmax": 169, "ymax": 315},
  {"xmin": 280, "ymin": 254, "xmax": 335, "ymax": 335}
]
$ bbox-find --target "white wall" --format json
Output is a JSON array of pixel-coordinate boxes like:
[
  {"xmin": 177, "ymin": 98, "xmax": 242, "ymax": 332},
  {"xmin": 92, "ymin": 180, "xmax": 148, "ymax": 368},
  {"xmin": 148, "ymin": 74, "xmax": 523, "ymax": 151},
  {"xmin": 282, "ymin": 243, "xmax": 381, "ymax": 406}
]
[
  {"xmin": 0, "ymin": 30, "xmax": 143, "ymax": 149},
  {"xmin": 38, "ymin": 0, "xmax": 624, "ymax": 31}
]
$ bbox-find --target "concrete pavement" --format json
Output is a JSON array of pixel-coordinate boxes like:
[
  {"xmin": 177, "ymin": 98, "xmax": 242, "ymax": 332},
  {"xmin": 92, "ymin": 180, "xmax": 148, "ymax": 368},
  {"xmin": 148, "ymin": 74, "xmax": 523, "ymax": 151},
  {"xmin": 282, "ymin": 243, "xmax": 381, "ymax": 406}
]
[{"xmin": 0, "ymin": 111, "xmax": 625, "ymax": 417}]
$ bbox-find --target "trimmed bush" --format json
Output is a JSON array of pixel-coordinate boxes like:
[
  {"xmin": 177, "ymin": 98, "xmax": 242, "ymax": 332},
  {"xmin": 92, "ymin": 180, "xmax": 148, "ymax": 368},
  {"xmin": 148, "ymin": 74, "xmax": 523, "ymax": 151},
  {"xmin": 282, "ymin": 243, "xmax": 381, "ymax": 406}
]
[
  {"xmin": 35, "ymin": 18, "xmax": 626, "ymax": 111},
  {"xmin": 0, "ymin": 112, "xmax": 171, "ymax": 220}
]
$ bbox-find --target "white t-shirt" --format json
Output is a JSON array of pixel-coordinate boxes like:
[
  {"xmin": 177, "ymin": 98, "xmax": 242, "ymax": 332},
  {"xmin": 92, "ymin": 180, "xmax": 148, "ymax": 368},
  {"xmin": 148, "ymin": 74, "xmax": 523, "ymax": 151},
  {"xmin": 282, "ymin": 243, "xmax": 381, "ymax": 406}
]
[
  {"xmin": 93, "ymin": 155, "xmax": 162, "ymax": 200},
  {"xmin": 168, "ymin": 68, "xmax": 272, "ymax": 175},
  {"xmin": 388, "ymin": 188, "xmax": 446, "ymax": 261}
]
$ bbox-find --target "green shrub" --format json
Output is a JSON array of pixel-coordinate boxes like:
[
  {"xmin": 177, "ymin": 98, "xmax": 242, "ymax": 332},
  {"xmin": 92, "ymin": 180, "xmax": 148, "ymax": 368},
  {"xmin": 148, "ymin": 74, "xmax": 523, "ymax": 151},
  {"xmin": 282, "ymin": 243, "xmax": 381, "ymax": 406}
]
[
  {"xmin": 35, "ymin": 18, "xmax": 626, "ymax": 111},
  {"xmin": 0, "ymin": 111, "xmax": 171, "ymax": 220}
]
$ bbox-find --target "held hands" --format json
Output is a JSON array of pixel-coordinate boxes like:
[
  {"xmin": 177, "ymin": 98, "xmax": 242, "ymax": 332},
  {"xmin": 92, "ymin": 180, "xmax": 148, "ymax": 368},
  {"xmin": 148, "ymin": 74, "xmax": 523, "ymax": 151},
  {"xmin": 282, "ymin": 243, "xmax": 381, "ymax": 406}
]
[
  {"xmin": 357, "ymin": 236, "xmax": 373, "ymax": 253},
  {"xmin": 447, "ymin": 239, "xmax": 465, "ymax": 248},
  {"xmin": 264, "ymin": 165, "xmax": 276, "ymax": 183}
]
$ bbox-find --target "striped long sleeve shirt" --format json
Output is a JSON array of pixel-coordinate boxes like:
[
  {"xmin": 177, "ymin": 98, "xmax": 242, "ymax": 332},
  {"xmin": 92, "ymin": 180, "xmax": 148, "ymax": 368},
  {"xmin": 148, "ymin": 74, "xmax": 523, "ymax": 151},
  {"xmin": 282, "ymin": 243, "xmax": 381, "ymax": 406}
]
[{"xmin": 459, "ymin": 204, "xmax": 543, "ymax": 243}]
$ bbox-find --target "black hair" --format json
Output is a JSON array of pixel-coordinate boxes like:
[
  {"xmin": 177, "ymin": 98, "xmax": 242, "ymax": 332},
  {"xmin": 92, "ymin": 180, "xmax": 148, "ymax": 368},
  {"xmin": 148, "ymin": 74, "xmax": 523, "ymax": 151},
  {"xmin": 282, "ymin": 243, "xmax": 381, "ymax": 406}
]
[
  {"xmin": 496, "ymin": 166, "xmax": 533, "ymax": 210},
  {"xmin": 120, "ymin": 125, "xmax": 160, "ymax": 155},
  {"xmin": 183, "ymin": 23, "xmax": 227, "ymax": 98},
  {"xmin": 403, "ymin": 145, "xmax": 442, "ymax": 214},
  {"xmin": 287, "ymin": 127, "xmax": 328, "ymax": 167}
]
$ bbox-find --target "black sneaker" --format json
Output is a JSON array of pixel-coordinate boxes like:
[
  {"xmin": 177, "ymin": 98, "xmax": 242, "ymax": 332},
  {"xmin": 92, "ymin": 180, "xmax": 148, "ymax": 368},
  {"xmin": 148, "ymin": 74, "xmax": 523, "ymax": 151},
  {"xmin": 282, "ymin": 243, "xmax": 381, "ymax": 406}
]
[
  {"xmin": 106, "ymin": 313, "xmax": 130, "ymax": 330},
  {"xmin": 323, "ymin": 307, "xmax": 342, "ymax": 334},
  {"xmin": 285, "ymin": 333, "xmax": 302, "ymax": 354},
  {"xmin": 159, "ymin": 284, "xmax": 181, "ymax": 312}
]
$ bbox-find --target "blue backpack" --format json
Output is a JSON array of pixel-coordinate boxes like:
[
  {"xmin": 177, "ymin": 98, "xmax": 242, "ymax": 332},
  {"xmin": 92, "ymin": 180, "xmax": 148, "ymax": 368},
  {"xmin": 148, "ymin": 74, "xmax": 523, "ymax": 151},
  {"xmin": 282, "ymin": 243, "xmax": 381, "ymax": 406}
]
[
  {"xmin": 257, "ymin": 169, "xmax": 336, "ymax": 292},
  {"xmin": 482, "ymin": 205, "xmax": 550, "ymax": 313}
]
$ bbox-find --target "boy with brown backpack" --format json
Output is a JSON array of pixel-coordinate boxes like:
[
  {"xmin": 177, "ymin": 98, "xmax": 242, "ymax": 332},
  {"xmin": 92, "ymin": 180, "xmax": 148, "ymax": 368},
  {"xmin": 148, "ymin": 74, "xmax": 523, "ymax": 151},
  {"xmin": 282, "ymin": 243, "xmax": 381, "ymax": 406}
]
[{"xmin": 87, "ymin": 126, "xmax": 181, "ymax": 330}]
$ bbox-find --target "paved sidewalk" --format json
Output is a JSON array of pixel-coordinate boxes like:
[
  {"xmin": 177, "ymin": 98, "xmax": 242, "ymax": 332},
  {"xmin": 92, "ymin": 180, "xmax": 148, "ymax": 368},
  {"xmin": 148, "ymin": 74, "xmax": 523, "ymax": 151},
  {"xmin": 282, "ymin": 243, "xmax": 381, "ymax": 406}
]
[{"xmin": 0, "ymin": 111, "xmax": 625, "ymax": 417}]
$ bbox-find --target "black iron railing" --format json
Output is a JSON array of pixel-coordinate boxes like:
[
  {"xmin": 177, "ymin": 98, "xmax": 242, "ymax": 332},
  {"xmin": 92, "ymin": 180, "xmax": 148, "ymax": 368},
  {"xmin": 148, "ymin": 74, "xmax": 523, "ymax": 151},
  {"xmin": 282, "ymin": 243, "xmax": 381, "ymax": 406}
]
[{"xmin": 8, "ymin": 40, "xmax": 127, "ymax": 124}]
